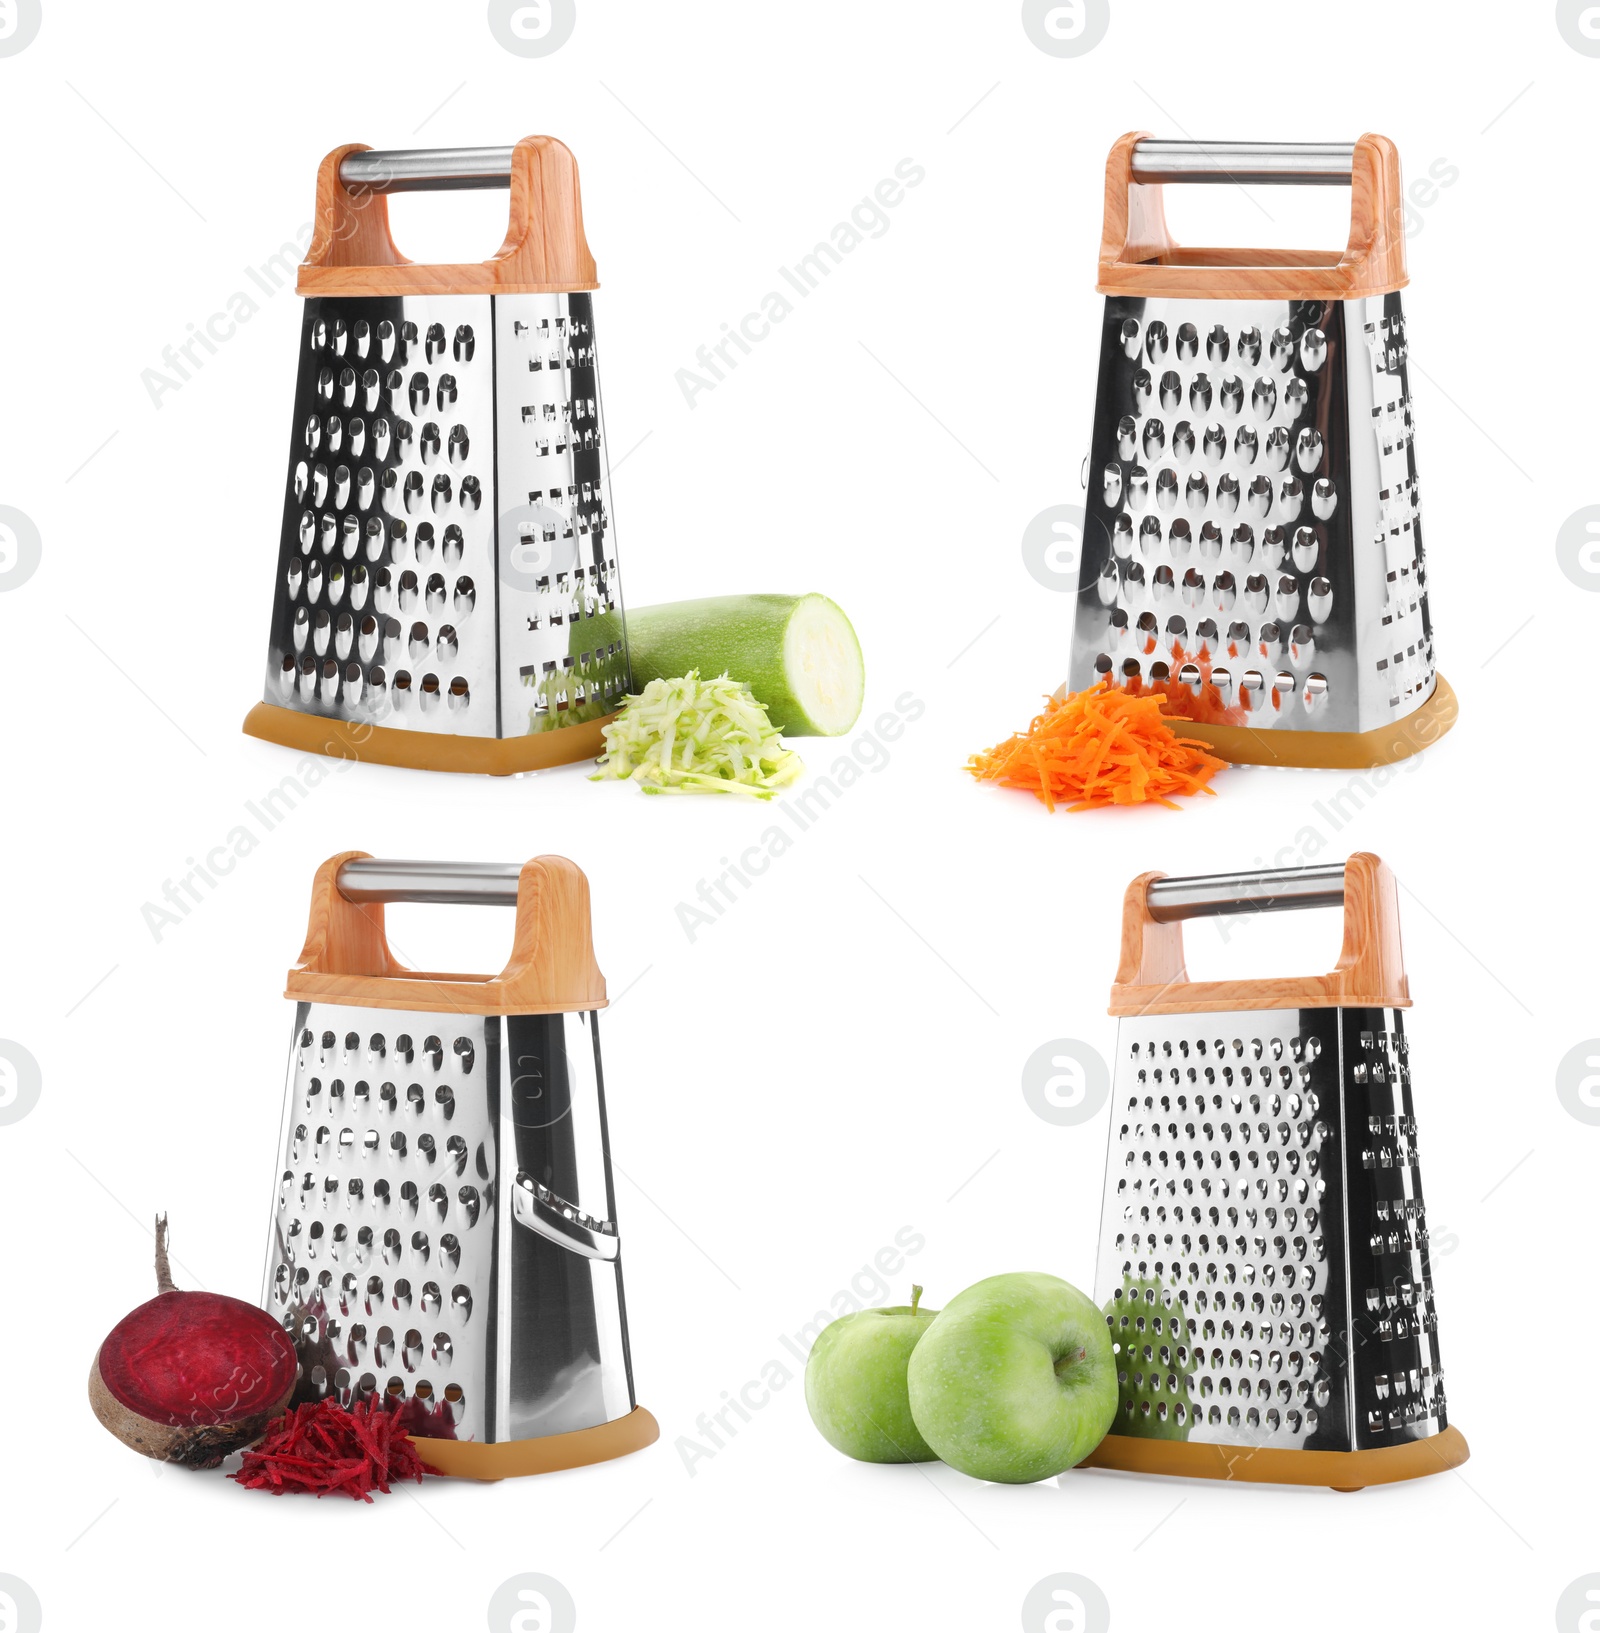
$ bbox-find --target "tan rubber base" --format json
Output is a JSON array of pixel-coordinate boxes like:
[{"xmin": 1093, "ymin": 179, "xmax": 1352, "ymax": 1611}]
[
  {"xmin": 1178, "ymin": 672, "xmax": 1458, "ymax": 769},
  {"xmin": 242, "ymin": 701, "xmax": 613, "ymax": 776},
  {"xmin": 411, "ymin": 1405, "xmax": 659, "ymax": 1481},
  {"xmin": 1077, "ymin": 1422, "xmax": 1468, "ymax": 1490}
]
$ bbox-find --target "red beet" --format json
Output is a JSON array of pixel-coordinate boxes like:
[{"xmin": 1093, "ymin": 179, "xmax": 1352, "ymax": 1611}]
[{"xmin": 89, "ymin": 1215, "xmax": 299, "ymax": 1469}]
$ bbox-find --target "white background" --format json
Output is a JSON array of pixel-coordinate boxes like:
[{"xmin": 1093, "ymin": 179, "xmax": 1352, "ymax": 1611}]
[{"xmin": 0, "ymin": 2, "xmax": 1591, "ymax": 1629}]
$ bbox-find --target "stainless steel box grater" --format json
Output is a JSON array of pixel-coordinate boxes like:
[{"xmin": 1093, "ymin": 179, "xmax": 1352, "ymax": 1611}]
[
  {"xmin": 242, "ymin": 138, "xmax": 631, "ymax": 777},
  {"xmin": 262, "ymin": 853, "xmax": 657, "ymax": 1480},
  {"xmin": 1067, "ymin": 136, "xmax": 1457, "ymax": 769},
  {"xmin": 1080, "ymin": 855, "xmax": 1468, "ymax": 1489}
]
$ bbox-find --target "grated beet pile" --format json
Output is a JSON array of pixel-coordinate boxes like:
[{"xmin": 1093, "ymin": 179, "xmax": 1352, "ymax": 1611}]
[{"xmin": 231, "ymin": 1396, "xmax": 430, "ymax": 1500}]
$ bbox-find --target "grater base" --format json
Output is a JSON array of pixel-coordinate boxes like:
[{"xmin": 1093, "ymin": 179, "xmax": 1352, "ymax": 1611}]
[
  {"xmin": 243, "ymin": 701, "xmax": 614, "ymax": 776},
  {"xmin": 1176, "ymin": 672, "xmax": 1457, "ymax": 769},
  {"xmin": 1078, "ymin": 1421, "xmax": 1467, "ymax": 1489},
  {"xmin": 412, "ymin": 1404, "xmax": 658, "ymax": 1482}
]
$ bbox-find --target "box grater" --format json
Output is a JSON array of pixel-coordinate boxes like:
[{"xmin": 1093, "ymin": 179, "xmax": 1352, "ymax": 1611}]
[
  {"xmin": 1066, "ymin": 135, "xmax": 1458, "ymax": 769},
  {"xmin": 261, "ymin": 852, "xmax": 658, "ymax": 1480},
  {"xmin": 1080, "ymin": 854, "xmax": 1469, "ymax": 1489},
  {"xmin": 242, "ymin": 138, "xmax": 631, "ymax": 777}
]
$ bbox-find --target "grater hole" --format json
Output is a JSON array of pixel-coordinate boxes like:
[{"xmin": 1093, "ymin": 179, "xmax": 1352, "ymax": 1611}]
[
  {"xmin": 383, "ymin": 1228, "xmax": 401, "ymax": 1265},
  {"xmin": 404, "ymin": 1330, "xmax": 423, "ymax": 1371},
  {"xmin": 400, "ymin": 1180, "xmax": 419, "ymax": 1213},
  {"xmin": 451, "ymin": 1285, "xmax": 472, "ymax": 1322},
  {"xmin": 428, "ymin": 1184, "xmax": 448, "ymax": 1221},
  {"xmin": 421, "ymin": 1283, "xmax": 442, "ymax": 1318},
  {"xmin": 440, "ymin": 1234, "xmax": 462, "ymax": 1273},
  {"xmin": 435, "ymin": 1086, "xmax": 456, "ymax": 1118},
  {"xmin": 393, "ymin": 1277, "xmax": 412, "ymax": 1310},
  {"xmin": 458, "ymin": 1186, "xmax": 481, "ymax": 1228}
]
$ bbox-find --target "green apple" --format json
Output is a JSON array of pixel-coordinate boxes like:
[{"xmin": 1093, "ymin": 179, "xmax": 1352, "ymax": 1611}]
[
  {"xmin": 907, "ymin": 1272, "xmax": 1117, "ymax": 1483},
  {"xmin": 805, "ymin": 1286, "xmax": 940, "ymax": 1463}
]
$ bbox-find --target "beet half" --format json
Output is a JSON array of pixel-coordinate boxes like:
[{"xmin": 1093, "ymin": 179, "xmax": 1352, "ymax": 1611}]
[{"xmin": 89, "ymin": 1215, "xmax": 299, "ymax": 1469}]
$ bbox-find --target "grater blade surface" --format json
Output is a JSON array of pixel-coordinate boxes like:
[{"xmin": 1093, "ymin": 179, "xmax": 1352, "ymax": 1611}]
[
  {"xmin": 262, "ymin": 294, "xmax": 628, "ymax": 741},
  {"xmin": 492, "ymin": 293, "xmax": 628, "ymax": 736},
  {"xmin": 263, "ymin": 1002, "xmax": 634, "ymax": 1445},
  {"xmin": 1070, "ymin": 296, "xmax": 1434, "ymax": 733},
  {"xmin": 1094, "ymin": 1005, "xmax": 1447, "ymax": 1457}
]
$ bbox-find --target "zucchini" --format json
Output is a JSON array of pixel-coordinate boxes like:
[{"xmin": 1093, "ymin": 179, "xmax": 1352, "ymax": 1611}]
[{"xmin": 592, "ymin": 593, "xmax": 863, "ymax": 736}]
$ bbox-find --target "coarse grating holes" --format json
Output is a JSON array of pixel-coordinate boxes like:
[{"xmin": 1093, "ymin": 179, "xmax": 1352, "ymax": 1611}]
[{"xmin": 272, "ymin": 1006, "xmax": 508, "ymax": 1442}]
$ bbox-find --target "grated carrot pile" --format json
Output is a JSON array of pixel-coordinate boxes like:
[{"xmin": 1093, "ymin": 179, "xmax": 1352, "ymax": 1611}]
[{"xmin": 966, "ymin": 680, "xmax": 1228, "ymax": 812}]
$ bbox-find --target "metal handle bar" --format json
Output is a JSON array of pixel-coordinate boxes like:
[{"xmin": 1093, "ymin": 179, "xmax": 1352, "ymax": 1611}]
[
  {"xmin": 338, "ymin": 146, "xmax": 517, "ymax": 193},
  {"xmin": 337, "ymin": 858, "xmax": 523, "ymax": 905},
  {"xmin": 1146, "ymin": 863, "xmax": 1348, "ymax": 922},
  {"xmin": 1130, "ymin": 140, "xmax": 1356, "ymax": 186}
]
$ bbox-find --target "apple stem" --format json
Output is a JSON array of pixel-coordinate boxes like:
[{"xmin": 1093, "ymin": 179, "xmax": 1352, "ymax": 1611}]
[{"xmin": 910, "ymin": 1284, "xmax": 923, "ymax": 1316}]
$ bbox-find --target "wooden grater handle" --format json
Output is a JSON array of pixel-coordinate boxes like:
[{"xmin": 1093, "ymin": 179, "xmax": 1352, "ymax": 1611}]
[
  {"xmin": 1109, "ymin": 852, "xmax": 1409, "ymax": 1016},
  {"xmin": 1097, "ymin": 131, "xmax": 1408, "ymax": 300},
  {"xmin": 298, "ymin": 136, "xmax": 599, "ymax": 298},
  {"xmin": 286, "ymin": 850, "xmax": 608, "ymax": 1016}
]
